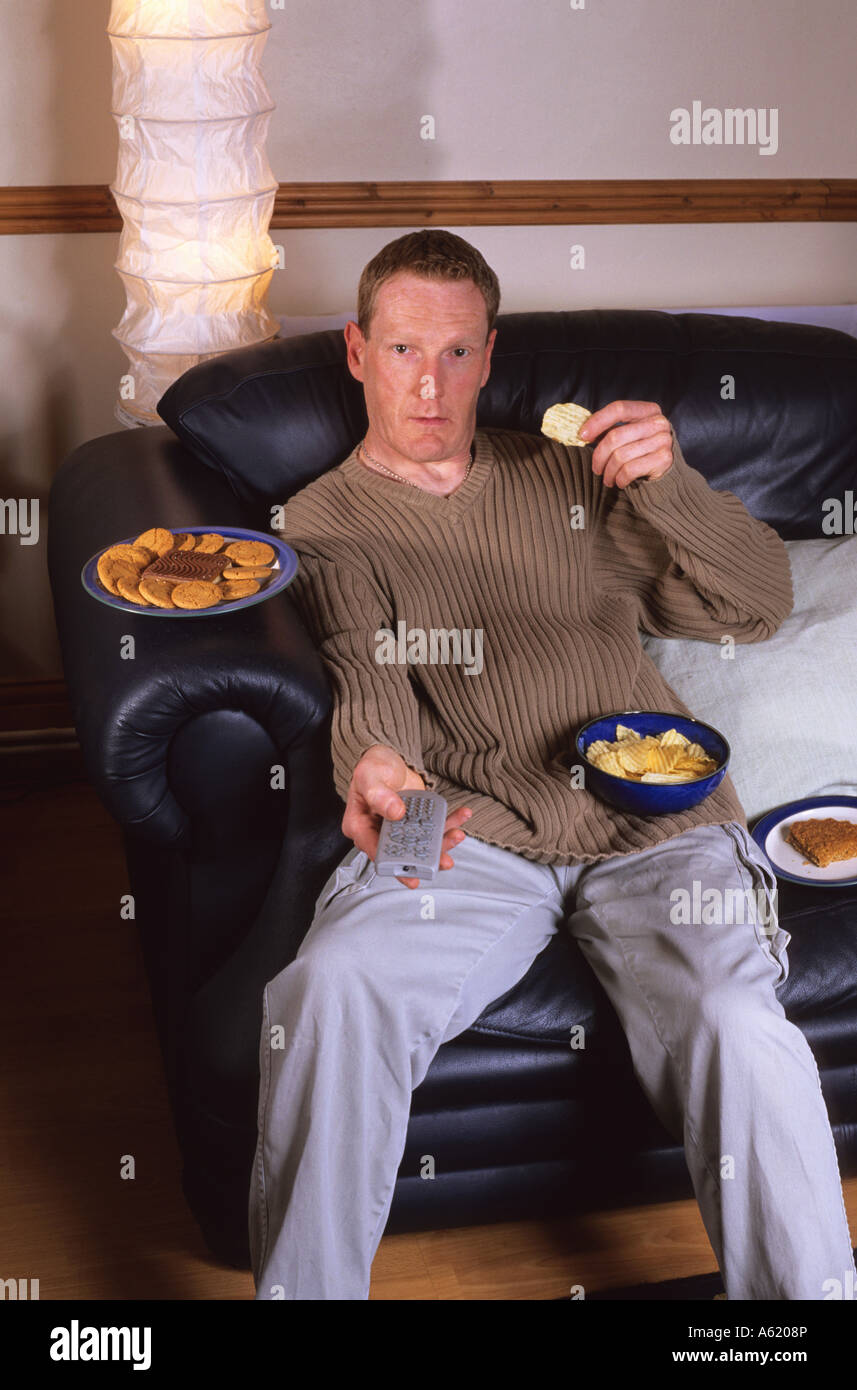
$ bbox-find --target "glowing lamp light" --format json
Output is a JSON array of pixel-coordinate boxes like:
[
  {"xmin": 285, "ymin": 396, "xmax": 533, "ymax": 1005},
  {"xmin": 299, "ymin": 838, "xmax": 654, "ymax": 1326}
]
[{"xmin": 108, "ymin": 0, "xmax": 280, "ymax": 426}]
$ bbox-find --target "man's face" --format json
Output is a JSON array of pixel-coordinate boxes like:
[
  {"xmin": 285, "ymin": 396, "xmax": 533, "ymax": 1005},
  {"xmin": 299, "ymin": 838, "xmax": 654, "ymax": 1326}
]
[{"xmin": 344, "ymin": 270, "xmax": 496, "ymax": 463}]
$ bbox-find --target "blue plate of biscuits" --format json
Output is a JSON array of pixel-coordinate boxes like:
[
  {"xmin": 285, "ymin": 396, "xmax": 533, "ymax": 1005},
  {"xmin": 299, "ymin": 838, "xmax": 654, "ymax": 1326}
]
[{"xmin": 82, "ymin": 525, "xmax": 298, "ymax": 618}]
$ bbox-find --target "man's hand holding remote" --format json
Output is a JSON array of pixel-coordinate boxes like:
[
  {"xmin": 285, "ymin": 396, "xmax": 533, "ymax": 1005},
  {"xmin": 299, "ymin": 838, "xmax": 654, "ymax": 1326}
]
[{"xmin": 343, "ymin": 744, "xmax": 473, "ymax": 888}]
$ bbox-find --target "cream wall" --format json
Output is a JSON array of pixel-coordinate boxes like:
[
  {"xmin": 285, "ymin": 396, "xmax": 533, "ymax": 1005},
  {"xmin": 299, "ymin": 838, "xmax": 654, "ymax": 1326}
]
[
  {"xmin": 7, "ymin": 0, "xmax": 856, "ymax": 182},
  {"xmin": 264, "ymin": 0, "xmax": 857, "ymax": 179},
  {"xmin": 0, "ymin": 0, "xmax": 855, "ymax": 681}
]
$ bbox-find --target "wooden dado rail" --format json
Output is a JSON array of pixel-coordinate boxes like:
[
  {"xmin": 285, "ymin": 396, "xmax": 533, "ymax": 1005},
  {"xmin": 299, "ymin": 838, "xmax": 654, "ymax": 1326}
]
[{"xmin": 0, "ymin": 180, "xmax": 855, "ymax": 234}]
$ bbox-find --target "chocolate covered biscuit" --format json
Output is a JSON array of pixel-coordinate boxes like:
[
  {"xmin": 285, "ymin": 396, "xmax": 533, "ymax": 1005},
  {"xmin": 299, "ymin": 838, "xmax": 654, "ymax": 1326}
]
[{"xmin": 142, "ymin": 550, "xmax": 229, "ymax": 583}]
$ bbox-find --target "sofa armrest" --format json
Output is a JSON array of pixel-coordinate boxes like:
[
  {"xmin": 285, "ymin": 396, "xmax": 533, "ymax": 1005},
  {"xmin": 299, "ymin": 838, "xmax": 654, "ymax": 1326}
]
[{"xmin": 48, "ymin": 426, "xmax": 334, "ymax": 847}]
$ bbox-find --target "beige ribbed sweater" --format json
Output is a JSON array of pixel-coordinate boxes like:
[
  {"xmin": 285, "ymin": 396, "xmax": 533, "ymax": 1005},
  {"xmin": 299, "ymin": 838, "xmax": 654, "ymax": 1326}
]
[{"xmin": 279, "ymin": 426, "xmax": 793, "ymax": 864}]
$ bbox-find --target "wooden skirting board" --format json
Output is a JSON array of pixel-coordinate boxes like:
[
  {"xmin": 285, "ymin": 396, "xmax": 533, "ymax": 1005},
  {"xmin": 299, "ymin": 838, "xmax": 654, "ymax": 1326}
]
[
  {"xmin": 0, "ymin": 679, "xmax": 82, "ymax": 785},
  {"xmin": 0, "ymin": 678, "xmax": 74, "ymax": 734}
]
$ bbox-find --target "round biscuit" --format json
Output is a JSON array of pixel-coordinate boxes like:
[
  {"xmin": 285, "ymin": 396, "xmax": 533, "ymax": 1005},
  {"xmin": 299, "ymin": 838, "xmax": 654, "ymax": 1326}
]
[
  {"xmin": 138, "ymin": 576, "xmax": 176, "ymax": 609},
  {"xmin": 195, "ymin": 533, "xmax": 226, "ymax": 554},
  {"xmin": 134, "ymin": 527, "xmax": 175, "ymax": 557},
  {"xmin": 102, "ymin": 543, "xmax": 153, "ymax": 568},
  {"xmin": 116, "ymin": 575, "xmax": 148, "ymax": 606},
  {"xmin": 173, "ymin": 533, "xmax": 197, "ymax": 550},
  {"xmin": 220, "ymin": 579, "xmax": 260, "ymax": 600},
  {"xmin": 97, "ymin": 557, "xmax": 141, "ymax": 596},
  {"xmin": 223, "ymin": 539, "xmax": 275, "ymax": 566},
  {"xmin": 171, "ymin": 581, "xmax": 222, "ymax": 610},
  {"xmin": 221, "ymin": 564, "xmax": 272, "ymax": 581}
]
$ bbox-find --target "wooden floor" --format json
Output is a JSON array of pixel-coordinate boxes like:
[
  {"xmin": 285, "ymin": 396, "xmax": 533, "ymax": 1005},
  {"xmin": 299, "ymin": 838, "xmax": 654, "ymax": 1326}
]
[{"xmin": 3, "ymin": 767, "xmax": 856, "ymax": 1300}]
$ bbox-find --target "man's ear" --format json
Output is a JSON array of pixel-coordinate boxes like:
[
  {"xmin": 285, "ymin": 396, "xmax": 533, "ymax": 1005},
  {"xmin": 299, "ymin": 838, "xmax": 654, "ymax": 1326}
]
[
  {"xmin": 480, "ymin": 327, "xmax": 497, "ymax": 388},
  {"xmin": 344, "ymin": 320, "xmax": 366, "ymax": 382}
]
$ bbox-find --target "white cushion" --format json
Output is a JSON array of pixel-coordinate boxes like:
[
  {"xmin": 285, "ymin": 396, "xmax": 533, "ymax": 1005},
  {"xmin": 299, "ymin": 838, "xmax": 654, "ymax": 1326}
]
[{"xmin": 639, "ymin": 536, "xmax": 857, "ymax": 823}]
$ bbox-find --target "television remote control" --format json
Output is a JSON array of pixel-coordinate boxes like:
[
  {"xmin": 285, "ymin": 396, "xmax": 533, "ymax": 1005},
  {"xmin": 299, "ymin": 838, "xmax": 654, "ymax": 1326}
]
[{"xmin": 375, "ymin": 790, "xmax": 449, "ymax": 881}]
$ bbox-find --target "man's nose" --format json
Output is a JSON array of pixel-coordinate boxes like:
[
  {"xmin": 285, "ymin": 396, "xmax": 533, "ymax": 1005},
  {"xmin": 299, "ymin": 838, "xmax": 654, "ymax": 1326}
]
[
  {"xmin": 418, "ymin": 372, "xmax": 438, "ymax": 400},
  {"xmin": 417, "ymin": 363, "xmax": 443, "ymax": 400}
]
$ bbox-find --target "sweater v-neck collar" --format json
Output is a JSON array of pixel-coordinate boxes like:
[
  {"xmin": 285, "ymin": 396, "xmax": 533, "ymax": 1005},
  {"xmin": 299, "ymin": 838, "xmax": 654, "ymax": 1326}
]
[{"xmin": 339, "ymin": 428, "xmax": 494, "ymax": 518}]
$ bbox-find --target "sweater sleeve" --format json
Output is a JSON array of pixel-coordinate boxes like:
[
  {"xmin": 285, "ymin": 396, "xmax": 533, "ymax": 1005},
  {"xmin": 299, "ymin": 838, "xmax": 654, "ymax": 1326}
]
[
  {"xmin": 592, "ymin": 431, "xmax": 794, "ymax": 642},
  {"xmin": 283, "ymin": 545, "xmax": 437, "ymax": 804}
]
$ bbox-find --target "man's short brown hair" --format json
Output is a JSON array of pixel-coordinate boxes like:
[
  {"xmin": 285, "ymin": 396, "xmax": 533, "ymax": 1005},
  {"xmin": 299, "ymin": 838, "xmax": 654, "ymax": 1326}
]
[{"xmin": 356, "ymin": 230, "xmax": 501, "ymax": 340}]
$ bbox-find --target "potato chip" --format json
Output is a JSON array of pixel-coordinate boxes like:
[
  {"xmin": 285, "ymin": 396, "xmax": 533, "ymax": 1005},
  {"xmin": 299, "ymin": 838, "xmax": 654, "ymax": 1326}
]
[
  {"xmin": 616, "ymin": 740, "xmax": 656, "ymax": 774},
  {"xmin": 614, "ymin": 724, "xmax": 641, "ymax": 741},
  {"xmin": 595, "ymin": 751, "xmax": 626, "ymax": 778},
  {"xmin": 541, "ymin": 402, "xmax": 592, "ymax": 448},
  {"xmin": 584, "ymin": 723, "xmax": 721, "ymax": 784},
  {"xmin": 676, "ymin": 760, "xmax": 718, "ymax": 777},
  {"xmin": 645, "ymin": 743, "xmax": 684, "ymax": 774},
  {"xmin": 677, "ymin": 741, "xmax": 708, "ymax": 762},
  {"xmin": 659, "ymin": 728, "xmax": 690, "ymax": 748},
  {"xmin": 640, "ymin": 771, "xmax": 697, "ymax": 783}
]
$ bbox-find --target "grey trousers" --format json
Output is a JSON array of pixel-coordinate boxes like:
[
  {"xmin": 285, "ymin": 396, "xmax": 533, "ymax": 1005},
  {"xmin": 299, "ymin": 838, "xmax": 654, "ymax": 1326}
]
[{"xmin": 249, "ymin": 819, "xmax": 856, "ymax": 1300}]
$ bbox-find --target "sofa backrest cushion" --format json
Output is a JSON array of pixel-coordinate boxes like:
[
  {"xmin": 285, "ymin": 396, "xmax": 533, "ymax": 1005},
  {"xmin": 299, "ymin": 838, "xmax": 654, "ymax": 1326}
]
[{"xmin": 156, "ymin": 309, "xmax": 857, "ymax": 538}]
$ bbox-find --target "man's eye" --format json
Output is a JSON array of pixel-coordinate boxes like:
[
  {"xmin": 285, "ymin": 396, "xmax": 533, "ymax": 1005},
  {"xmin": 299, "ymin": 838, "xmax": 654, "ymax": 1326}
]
[
  {"xmin": 392, "ymin": 344, "xmax": 409, "ymax": 354},
  {"xmin": 451, "ymin": 348, "xmax": 469, "ymax": 357}
]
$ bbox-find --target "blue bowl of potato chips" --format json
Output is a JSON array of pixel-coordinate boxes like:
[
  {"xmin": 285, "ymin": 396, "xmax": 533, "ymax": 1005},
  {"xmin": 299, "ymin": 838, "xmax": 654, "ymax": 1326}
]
[{"xmin": 576, "ymin": 710, "xmax": 730, "ymax": 816}]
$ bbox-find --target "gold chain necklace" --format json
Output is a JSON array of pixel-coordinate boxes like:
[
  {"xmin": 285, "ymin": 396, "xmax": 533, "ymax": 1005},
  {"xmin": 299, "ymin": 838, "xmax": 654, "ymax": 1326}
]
[{"xmin": 358, "ymin": 438, "xmax": 473, "ymax": 491}]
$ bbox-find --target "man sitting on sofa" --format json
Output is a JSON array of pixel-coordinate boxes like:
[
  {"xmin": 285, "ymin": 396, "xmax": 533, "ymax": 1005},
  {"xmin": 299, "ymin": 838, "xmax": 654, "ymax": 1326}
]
[{"xmin": 249, "ymin": 228, "xmax": 856, "ymax": 1300}]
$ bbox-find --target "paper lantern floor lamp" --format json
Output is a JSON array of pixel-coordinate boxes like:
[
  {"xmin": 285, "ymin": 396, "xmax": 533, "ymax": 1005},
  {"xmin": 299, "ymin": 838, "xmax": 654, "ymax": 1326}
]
[{"xmin": 108, "ymin": 0, "xmax": 280, "ymax": 427}]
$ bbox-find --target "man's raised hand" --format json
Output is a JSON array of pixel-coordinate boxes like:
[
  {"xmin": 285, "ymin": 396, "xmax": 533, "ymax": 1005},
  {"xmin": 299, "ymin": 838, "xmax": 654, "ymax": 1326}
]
[{"xmin": 578, "ymin": 400, "xmax": 674, "ymax": 489}]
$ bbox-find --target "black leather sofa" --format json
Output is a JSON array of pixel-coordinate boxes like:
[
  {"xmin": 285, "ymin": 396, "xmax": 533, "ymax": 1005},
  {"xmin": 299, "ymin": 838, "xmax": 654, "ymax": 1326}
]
[{"xmin": 48, "ymin": 309, "xmax": 857, "ymax": 1271}]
